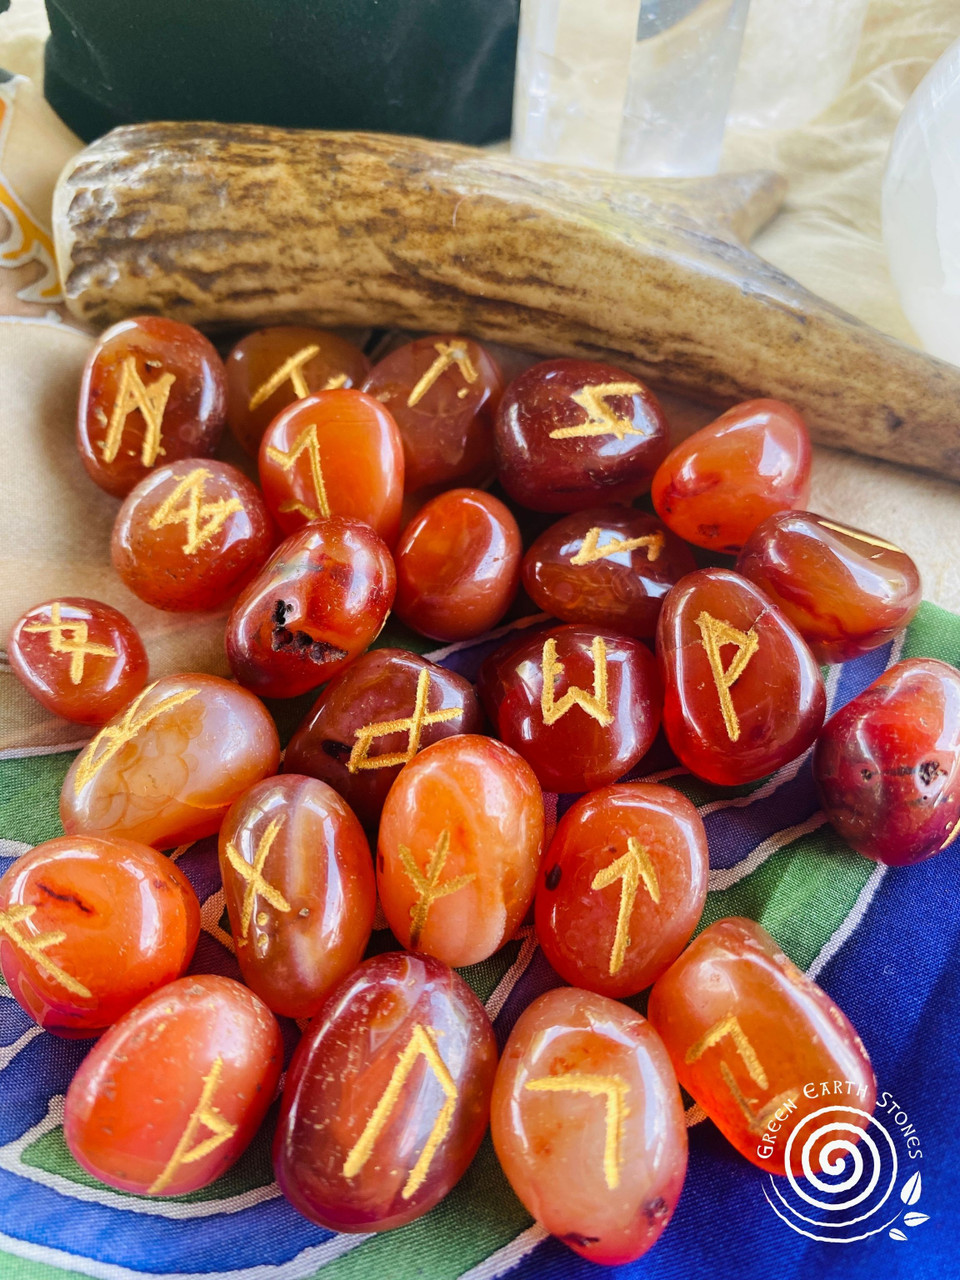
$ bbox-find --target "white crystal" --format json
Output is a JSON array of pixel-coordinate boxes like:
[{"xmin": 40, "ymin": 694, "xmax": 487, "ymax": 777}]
[
  {"xmin": 512, "ymin": 0, "xmax": 750, "ymax": 177},
  {"xmin": 728, "ymin": 0, "xmax": 868, "ymax": 131},
  {"xmin": 882, "ymin": 36, "xmax": 960, "ymax": 369}
]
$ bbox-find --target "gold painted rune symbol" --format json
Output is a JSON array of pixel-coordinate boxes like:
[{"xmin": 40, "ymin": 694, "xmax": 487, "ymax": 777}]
[
  {"xmin": 540, "ymin": 635, "xmax": 614, "ymax": 728},
  {"xmin": 147, "ymin": 467, "xmax": 244, "ymax": 555},
  {"xmin": 222, "ymin": 817, "xmax": 291, "ymax": 944},
  {"xmin": 348, "ymin": 669, "xmax": 460, "ymax": 773},
  {"xmin": 525, "ymin": 1073, "xmax": 630, "ymax": 1190},
  {"xmin": 695, "ymin": 611, "xmax": 759, "ymax": 743},
  {"xmin": 73, "ymin": 683, "xmax": 200, "ymax": 795},
  {"xmin": 248, "ymin": 344, "xmax": 320, "ymax": 410},
  {"xmin": 549, "ymin": 382, "xmax": 647, "ymax": 441},
  {"xmin": 149, "ymin": 1056, "xmax": 238, "ymax": 1194},
  {"xmin": 22, "ymin": 602, "xmax": 117, "ymax": 685},
  {"xmin": 100, "ymin": 355, "xmax": 176, "ymax": 466},
  {"xmin": 399, "ymin": 829, "xmax": 476, "ymax": 948},
  {"xmin": 685, "ymin": 1014, "xmax": 797, "ymax": 1134},
  {"xmin": 0, "ymin": 904, "xmax": 91, "ymax": 998},
  {"xmin": 342, "ymin": 1022, "xmax": 458, "ymax": 1199},
  {"xmin": 591, "ymin": 838, "xmax": 661, "ymax": 976},
  {"xmin": 406, "ymin": 341, "xmax": 479, "ymax": 407},
  {"xmin": 570, "ymin": 527, "xmax": 664, "ymax": 566},
  {"xmin": 263, "ymin": 422, "xmax": 331, "ymax": 520}
]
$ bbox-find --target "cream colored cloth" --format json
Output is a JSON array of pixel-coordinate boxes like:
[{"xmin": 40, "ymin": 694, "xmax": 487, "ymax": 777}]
[{"xmin": 0, "ymin": 0, "xmax": 958, "ymax": 753}]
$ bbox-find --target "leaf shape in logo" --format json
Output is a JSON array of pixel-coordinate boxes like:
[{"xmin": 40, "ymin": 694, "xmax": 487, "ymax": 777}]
[
  {"xmin": 889, "ymin": 1229, "xmax": 908, "ymax": 1241},
  {"xmin": 904, "ymin": 1213, "xmax": 929, "ymax": 1227},
  {"xmin": 901, "ymin": 1171, "xmax": 922, "ymax": 1205}
]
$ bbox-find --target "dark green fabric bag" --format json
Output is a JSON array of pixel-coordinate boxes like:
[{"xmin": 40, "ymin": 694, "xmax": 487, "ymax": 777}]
[{"xmin": 39, "ymin": 0, "xmax": 519, "ymax": 144}]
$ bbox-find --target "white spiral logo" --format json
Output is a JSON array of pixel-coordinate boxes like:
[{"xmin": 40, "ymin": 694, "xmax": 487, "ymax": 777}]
[{"xmin": 763, "ymin": 1106, "xmax": 903, "ymax": 1243}]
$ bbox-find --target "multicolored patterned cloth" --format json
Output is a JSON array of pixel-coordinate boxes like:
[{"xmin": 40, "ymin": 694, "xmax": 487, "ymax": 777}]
[{"xmin": 0, "ymin": 600, "xmax": 956, "ymax": 1279}]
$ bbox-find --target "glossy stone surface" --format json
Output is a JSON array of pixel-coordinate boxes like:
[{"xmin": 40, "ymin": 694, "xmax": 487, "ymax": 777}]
[
  {"xmin": 651, "ymin": 399, "xmax": 811, "ymax": 552},
  {"xmin": 536, "ymin": 783, "xmax": 708, "ymax": 997},
  {"xmin": 522, "ymin": 507, "xmax": 696, "ymax": 639},
  {"xmin": 274, "ymin": 952, "xmax": 497, "ymax": 1232},
  {"xmin": 362, "ymin": 335, "xmax": 502, "ymax": 495},
  {"xmin": 7, "ymin": 597, "xmax": 148, "ymax": 725},
  {"xmin": 284, "ymin": 648, "xmax": 483, "ymax": 829},
  {"xmin": 479, "ymin": 623, "xmax": 662, "ymax": 793},
  {"xmin": 0, "ymin": 835, "xmax": 199, "ymax": 1037},
  {"xmin": 219, "ymin": 774, "xmax": 375, "ymax": 1019},
  {"xmin": 393, "ymin": 489, "xmax": 522, "ymax": 641},
  {"xmin": 648, "ymin": 918, "xmax": 876, "ymax": 1175},
  {"xmin": 377, "ymin": 735, "xmax": 544, "ymax": 967},
  {"xmin": 60, "ymin": 673, "xmax": 280, "ymax": 848},
  {"xmin": 227, "ymin": 326, "xmax": 370, "ymax": 456},
  {"xmin": 494, "ymin": 359, "xmax": 669, "ymax": 513},
  {"xmin": 258, "ymin": 389, "xmax": 404, "ymax": 543},
  {"xmin": 77, "ymin": 316, "xmax": 227, "ymax": 498},
  {"xmin": 226, "ymin": 518, "xmax": 396, "ymax": 699},
  {"xmin": 814, "ymin": 658, "xmax": 960, "ymax": 865},
  {"xmin": 657, "ymin": 568, "xmax": 825, "ymax": 785},
  {"xmin": 737, "ymin": 511, "xmax": 922, "ymax": 664},
  {"xmin": 111, "ymin": 460, "xmax": 276, "ymax": 612},
  {"xmin": 491, "ymin": 987, "xmax": 687, "ymax": 1266},
  {"xmin": 65, "ymin": 975, "xmax": 282, "ymax": 1196}
]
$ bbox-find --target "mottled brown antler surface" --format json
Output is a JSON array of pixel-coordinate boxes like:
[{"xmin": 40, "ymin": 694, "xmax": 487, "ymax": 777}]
[{"xmin": 53, "ymin": 121, "xmax": 960, "ymax": 480}]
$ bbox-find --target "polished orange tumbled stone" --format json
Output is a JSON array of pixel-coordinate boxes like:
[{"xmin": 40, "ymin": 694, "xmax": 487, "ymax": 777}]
[
  {"xmin": 111, "ymin": 460, "xmax": 276, "ymax": 612},
  {"xmin": 393, "ymin": 488, "xmax": 522, "ymax": 641},
  {"xmin": 0, "ymin": 835, "xmax": 199, "ymax": 1036},
  {"xmin": 226, "ymin": 326, "xmax": 371, "ymax": 456},
  {"xmin": 258, "ymin": 388, "xmax": 404, "ymax": 543},
  {"xmin": 737, "ymin": 511, "xmax": 922, "ymax": 663},
  {"xmin": 522, "ymin": 507, "xmax": 696, "ymax": 639},
  {"xmin": 219, "ymin": 774, "xmax": 376, "ymax": 1019},
  {"xmin": 536, "ymin": 783, "xmax": 708, "ymax": 997},
  {"xmin": 362, "ymin": 334, "xmax": 502, "ymax": 495},
  {"xmin": 651, "ymin": 399, "xmax": 811, "ymax": 552},
  {"xmin": 274, "ymin": 952, "xmax": 497, "ymax": 1232},
  {"xmin": 657, "ymin": 568, "xmax": 825, "ymax": 785},
  {"xmin": 648, "ymin": 918, "xmax": 876, "ymax": 1175},
  {"xmin": 77, "ymin": 316, "xmax": 227, "ymax": 498},
  {"xmin": 60, "ymin": 673, "xmax": 280, "ymax": 847},
  {"xmin": 64, "ymin": 975, "xmax": 282, "ymax": 1196},
  {"xmin": 377, "ymin": 735, "xmax": 544, "ymax": 967},
  {"xmin": 491, "ymin": 987, "xmax": 687, "ymax": 1266},
  {"xmin": 7, "ymin": 597, "xmax": 148, "ymax": 725},
  {"xmin": 225, "ymin": 518, "xmax": 396, "ymax": 699}
]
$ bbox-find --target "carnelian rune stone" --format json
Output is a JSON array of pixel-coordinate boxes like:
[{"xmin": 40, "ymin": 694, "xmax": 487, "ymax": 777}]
[
  {"xmin": 648, "ymin": 918, "xmax": 876, "ymax": 1175},
  {"xmin": 77, "ymin": 316, "xmax": 226, "ymax": 498},
  {"xmin": 60, "ymin": 673, "xmax": 280, "ymax": 848},
  {"xmin": 274, "ymin": 951, "xmax": 497, "ymax": 1233},
  {"xmin": 494, "ymin": 359, "xmax": 669, "ymax": 513},
  {"xmin": 536, "ymin": 783, "xmax": 708, "ymax": 997},
  {"xmin": 65, "ymin": 975, "xmax": 282, "ymax": 1196},
  {"xmin": 7, "ymin": 597, "xmax": 148, "ymax": 726},
  {"xmin": 227, "ymin": 326, "xmax": 370, "ymax": 457},
  {"xmin": 491, "ymin": 987, "xmax": 687, "ymax": 1266},
  {"xmin": 283, "ymin": 648, "xmax": 482, "ymax": 829},
  {"xmin": 814, "ymin": 658, "xmax": 960, "ymax": 865},
  {"xmin": 377, "ymin": 735, "xmax": 545, "ymax": 967},
  {"xmin": 258, "ymin": 388, "xmax": 404, "ymax": 544},
  {"xmin": 219, "ymin": 774, "xmax": 376, "ymax": 1019},
  {"xmin": 226, "ymin": 517, "xmax": 396, "ymax": 699},
  {"xmin": 656, "ymin": 568, "xmax": 825, "ymax": 785},
  {"xmin": 112, "ymin": 459, "xmax": 276, "ymax": 612},
  {"xmin": 479, "ymin": 623, "xmax": 662, "ymax": 793},
  {"xmin": 651, "ymin": 399, "xmax": 811, "ymax": 552},
  {"xmin": 737, "ymin": 511, "xmax": 922, "ymax": 664},
  {"xmin": 0, "ymin": 835, "xmax": 199, "ymax": 1037},
  {"xmin": 362, "ymin": 334, "xmax": 502, "ymax": 495}
]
